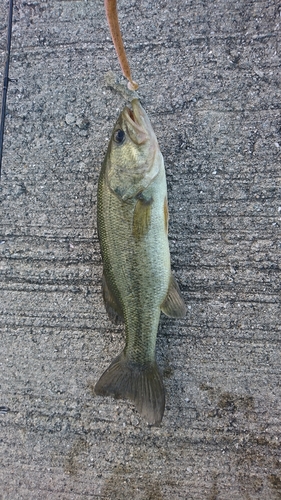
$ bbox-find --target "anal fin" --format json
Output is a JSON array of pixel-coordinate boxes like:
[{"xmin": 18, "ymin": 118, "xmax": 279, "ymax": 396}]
[{"xmin": 161, "ymin": 274, "xmax": 186, "ymax": 318}]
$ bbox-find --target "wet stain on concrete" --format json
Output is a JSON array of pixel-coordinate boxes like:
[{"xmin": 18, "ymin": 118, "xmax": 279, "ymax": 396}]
[
  {"xmin": 268, "ymin": 474, "xmax": 281, "ymax": 497},
  {"xmin": 218, "ymin": 392, "xmax": 254, "ymax": 412},
  {"xmin": 101, "ymin": 464, "xmax": 163, "ymax": 500},
  {"xmin": 64, "ymin": 437, "xmax": 89, "ymax": 475},
  {"xmin": 208, "ymin": 474, "xmax": 219, "ymax": 500},
  {"xmin": 200, "ymin": 384, "xmax": 255, "ymax": 421}
]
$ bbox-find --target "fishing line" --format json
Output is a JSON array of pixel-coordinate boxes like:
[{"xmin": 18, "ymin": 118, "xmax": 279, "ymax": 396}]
[{"xmin": 0, "ymin": 0, "xmax": 14, "ymax": 180}]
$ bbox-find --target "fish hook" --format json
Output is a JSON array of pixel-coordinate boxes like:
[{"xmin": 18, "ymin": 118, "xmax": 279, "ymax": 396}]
[{"xmin": 104, "ymin": 0, "xmax": 139, "ymax": 91}]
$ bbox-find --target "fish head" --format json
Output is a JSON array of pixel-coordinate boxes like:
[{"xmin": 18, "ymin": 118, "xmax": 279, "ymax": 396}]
[{"xmin": 105, "ymin": 99, "xmax": 162, "ymax": 201}]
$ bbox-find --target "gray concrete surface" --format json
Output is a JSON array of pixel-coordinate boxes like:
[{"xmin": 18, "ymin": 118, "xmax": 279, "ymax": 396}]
[{"xmin": 0, "ymin": 0, "xmax": 280, "ymax": 498}]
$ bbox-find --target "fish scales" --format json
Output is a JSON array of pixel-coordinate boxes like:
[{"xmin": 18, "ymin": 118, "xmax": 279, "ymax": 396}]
[{"xmin": 95, "ymin": 99, "xmax": 186, "ymax": 424}]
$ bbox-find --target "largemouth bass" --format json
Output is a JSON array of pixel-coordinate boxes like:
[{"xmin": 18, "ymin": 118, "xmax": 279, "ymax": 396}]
[{"xmin": 95, "ymin": 99, "xmax": 186, "ymax": 424}]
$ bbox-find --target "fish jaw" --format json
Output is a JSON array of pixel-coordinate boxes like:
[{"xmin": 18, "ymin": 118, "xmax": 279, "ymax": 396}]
[{"xmin": 121, "ymin": 99, "xmax": 156, "ymax": 146}]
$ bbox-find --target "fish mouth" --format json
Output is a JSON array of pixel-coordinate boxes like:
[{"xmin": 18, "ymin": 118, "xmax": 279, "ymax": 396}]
[{"xmin": 122, "ymin": 99, "xmax": 149, "ymax": 143}]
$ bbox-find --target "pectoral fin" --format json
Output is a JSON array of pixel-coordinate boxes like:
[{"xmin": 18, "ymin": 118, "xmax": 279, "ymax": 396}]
[
  {"xmin": 102, "ymin": 273, "xmax": 124, "ymax": 324},
  {"xmin": 161, "ymin": 274, "xmax": 186, "ymax": 318},
  {"xmin": 132, "ymin": 196, "xmax": 153, "ymax": 239}
]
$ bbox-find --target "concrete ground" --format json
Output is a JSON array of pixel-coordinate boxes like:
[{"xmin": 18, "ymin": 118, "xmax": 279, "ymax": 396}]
[{"xmin": 0, "ymin": 0, "xmax": 280, "ymax": 498}]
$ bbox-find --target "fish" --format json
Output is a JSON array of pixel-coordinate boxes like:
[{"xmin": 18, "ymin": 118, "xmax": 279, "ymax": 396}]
[{"xmin": 95, "ymin": 99, "xmax": 186, "ymax": 424}]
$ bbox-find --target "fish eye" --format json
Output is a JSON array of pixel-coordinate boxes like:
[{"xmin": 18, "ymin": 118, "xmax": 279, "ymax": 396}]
[{"xmin": 114, "ymin": 129, "xmax": 125, "ymax": 144}]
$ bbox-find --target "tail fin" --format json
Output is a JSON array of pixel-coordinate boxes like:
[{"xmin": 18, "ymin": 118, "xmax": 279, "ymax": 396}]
[{"xmin": 95, "ymin": 351, "xmax": 165, "ymax": 425}]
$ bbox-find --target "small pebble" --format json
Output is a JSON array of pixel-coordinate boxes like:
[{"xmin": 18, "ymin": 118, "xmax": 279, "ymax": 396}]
[
  {"xmin": 76, "ymin": 117, "xmax": 90, "ymax": 130},
  {"xmin": 65, "ymin": 113, "xmax": 76, "ymax": 125}
]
